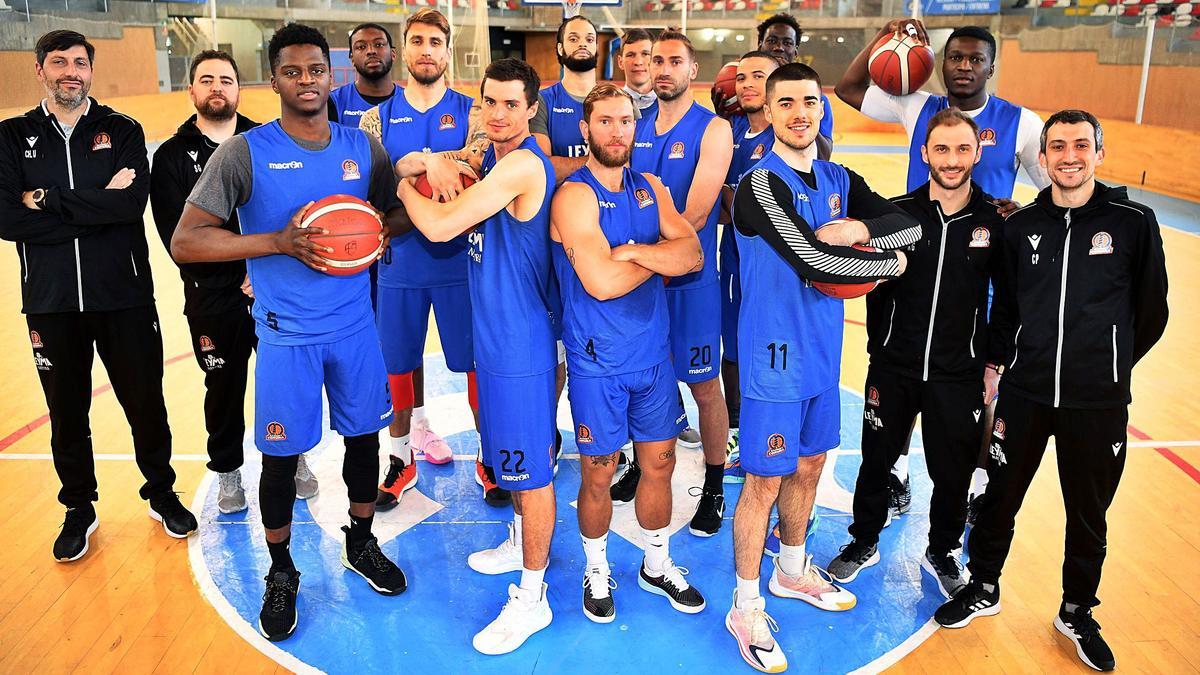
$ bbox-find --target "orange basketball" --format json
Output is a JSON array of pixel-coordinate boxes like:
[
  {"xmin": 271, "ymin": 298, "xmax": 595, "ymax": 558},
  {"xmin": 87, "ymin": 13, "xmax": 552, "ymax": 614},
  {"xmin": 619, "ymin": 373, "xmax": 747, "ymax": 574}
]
[
  {"xmin": 868, "ymin": 31, "xmax": 935, "ymax": 96},
  {"xmin": 711, "ymin": 61, "xmax": 741, "ymax": 119},
  {"xmin": 812, "ymin": 241, "xmax": 881, "ymax": 300},
  {"xmin": 299, "ymin": 194, "xmax": 384, "ymax": 277},
  {"xmin": 414, "ymin": 168, "xmax": 477, "ymax": 203}
]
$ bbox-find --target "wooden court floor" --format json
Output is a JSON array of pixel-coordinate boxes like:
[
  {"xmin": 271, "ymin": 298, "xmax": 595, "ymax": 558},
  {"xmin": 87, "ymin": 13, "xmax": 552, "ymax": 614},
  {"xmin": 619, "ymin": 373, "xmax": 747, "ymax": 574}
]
[{"xmin": 0, "ymin": 89, "xmax": 1197, "ymax": 674}]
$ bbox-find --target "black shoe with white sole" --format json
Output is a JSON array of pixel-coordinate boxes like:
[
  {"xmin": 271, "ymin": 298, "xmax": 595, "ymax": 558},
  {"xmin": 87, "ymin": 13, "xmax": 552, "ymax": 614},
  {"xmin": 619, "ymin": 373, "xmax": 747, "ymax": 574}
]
[
  {"xmin": 341, "ymin": 527, "xmax": 407, "ymax": 595},
  {"xmin": 53, "ymin": 506, "xmax": 98, "ymax": 562},
  {"xmin": 688, "ymin": 487, "xmax": 724, "ymax": 537},
  {"xmin": 638, "ymin": 560, "xmax": 705, "ymax": 613},
  {"xmin": 259, "ymin": 568, "xmax": 300, "ymax": 642},
  {"xmin": 1054, "ymin": 604, "xmax": 1115, "ymax": 671},
  {"xmin": 888, "ymin": 474, "xmax": 911, "ymax": 519},
  {"xmin": 582, "ymin": 566, "xmax": 616, "ymax": 623},
  {"xmin": 934, "ymin": 580, "xmax": 1000, "ymax": 628},
  {"xmin": 610, "ymin": 455, "xmax": 641, "ymax": 504},
  {"xmin": 149, "ymin": 492, "xmax": 198, "ymax": 538},
  {"xmin": 921, "ymin": 547, "xmax": 969, "ymax": 599},
  {"xmin": 826, "ymin": 539, "xmax": 880, "ymax": 583}
]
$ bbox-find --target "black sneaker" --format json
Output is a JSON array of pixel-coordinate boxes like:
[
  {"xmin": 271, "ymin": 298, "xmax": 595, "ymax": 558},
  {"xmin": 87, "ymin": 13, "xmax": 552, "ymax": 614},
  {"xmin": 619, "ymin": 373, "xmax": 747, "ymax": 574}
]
[
  {"xmin": 934, "ymin": 580, "xmax": 1001, "ymax": 628},
  {"xmin": 258, "ymin": 568, "xmax": 300, "ymax": 642},
  {"xmin": 1054, "ymin": 604, "xmax": 1115, "ymax": 671},
  {"xmin": 149, "ymin": 492, "xmax": 198, "ymax": 538},
  {"xmin": 582, "ymin": 566, "xmax": 617, "ymax": 623},
  {"xmin": 610, "ymin": 453, "xmax": 641, "ymax": 503},
  {"xmin": 341, "ymin": 527, "xmax": 407, "ymax": 595},
  {"xmin": 638, "ymin": 560, "xmax": 705, "ymax": 613},
  {"xmin": 921, "ymin": 547, "xmax": 969, "ymax": 599},
  {"xmin": 475, "ymin": 459, "xmax": 511, "ymax": 507},
  {"xmin": 688, "ymin": 487, "xmax": 724, "ymax": 537},
  {"xmin": 53, "ymin": 506, "xmax": 98, "ymax": 563},
  {"xmin": 888, "ymin": 474, "xmax": 911, "ymax": 519},
  {"xmin": 826, "ymin": 539, "xmax": 880, "ymax": 583},
  {"xmin": 965, "ymin": 493, "xmax": 984, "ymax": 526}
]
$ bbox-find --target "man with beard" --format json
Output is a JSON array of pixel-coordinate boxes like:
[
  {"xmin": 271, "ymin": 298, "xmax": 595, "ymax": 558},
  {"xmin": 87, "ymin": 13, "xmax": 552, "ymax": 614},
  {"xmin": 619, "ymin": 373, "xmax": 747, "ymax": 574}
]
[
  {"xmin": 623, "ymin": 30, "xmax": 733, "ymax": 538},
  {"xmin": 755, "ymin": 13, "xmax": 833, "ymax": 155},
  {"xmin": 532, "ymin": 15, "xmax": 597, "ymax": 180},
  {"xmin": 396, "ymin": 58, "xmax": 559, "ymax": 656},
  {"xmin": 617, "ymin": 28, "xmax": 656, "ymax": 112},
  {"xmin": 0, "ymin": 30, "xmax": 198, "ymax": 562},
  {"xmin": 935, "ymin": 110, "xmax": 1168, "ymax": 673},
  {"xmin": 726, "ymin": 63, "xmax": 920, "ymax": 673},
  {"xmin": 152, "ymin": 51, "xmax": 324, "ymax": 514},
  {"xmin": 825, "ymin": 110, "xmax": 1005, "ymax": 600},
  {"xmin": 172, "ymin": 23, "xmax": 409, "ymax": 642},
  {"xmin": 552, "ymin": 84, "xmax": 705, "ymax": 623},
  {"xmin": 329, "ymin": 23, "xmax": 399, "ymax": 127}
]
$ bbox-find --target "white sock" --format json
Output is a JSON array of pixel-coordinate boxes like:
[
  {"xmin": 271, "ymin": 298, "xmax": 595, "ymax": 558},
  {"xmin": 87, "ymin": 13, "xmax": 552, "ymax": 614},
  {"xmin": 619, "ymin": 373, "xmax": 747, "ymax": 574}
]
[
  {"xmin": 891, "ymin": 453, "xmax": 910, "ymax": 481},
  {"xmin": 778, "ymin": 541, "xmax": 807, "ymax": 577},
  {"xmin": 512, "ymin": 513, "xmax": 523, "ymax": 546},
  {"xmin": 518, "ymin": 565, "xmax": 545, "ymax": 599},
  {"xmin": 641, "ymin": 526, "xmax": 671, "ymax": 575},
  {"xmin": 970, "ymin": 467, "xmax": 989, "ymax": 497},
  {"xmin": 412, "ymin": 406, "xmax": 426, "ymax": 423},
  {"xmin": 390, "ymin": 434, "xmax": 412, "ymax": 463},
  {"xmin": 582, "ymin": 533, "xmax": 608, "ymax": 570},
  {"xmin": 735, "ymin": 574, "xmax": 761, "ymax": 607}
]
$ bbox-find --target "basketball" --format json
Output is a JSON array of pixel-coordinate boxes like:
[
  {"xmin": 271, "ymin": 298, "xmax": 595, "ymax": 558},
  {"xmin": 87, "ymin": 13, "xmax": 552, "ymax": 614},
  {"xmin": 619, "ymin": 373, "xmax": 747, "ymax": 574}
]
[
  {"xmin": 711, "ymin": 61, "xmax": 741, "ymax": 119},
  {"xmin": 812, "ymin": 242, "xmax": 881, "ymax": 299},
  {"xmin": 867, "ymin": 31, "xmax": 935, "ymax": 96},
  {"xmin": 299, "ymin": 194, "xmax": 384, "ymax": 277},
  {"xmin": 414, "ymin": 166, "xmax": 478, "ymax": 202}
]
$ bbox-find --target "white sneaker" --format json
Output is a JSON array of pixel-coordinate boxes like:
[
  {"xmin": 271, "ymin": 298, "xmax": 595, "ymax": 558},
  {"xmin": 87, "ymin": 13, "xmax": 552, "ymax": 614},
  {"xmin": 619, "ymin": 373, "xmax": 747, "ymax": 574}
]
[
  {"xmin": 472, "ymin": 583, "xmax": 553, "ymax": 655},
  {"xmin": 467, "ymin": 521, "xmax": 523, "ymax": 575},
  {"xmin": 726, "ymin": 591, "xmax": 787, "ymax": 673},
  {"xmin": 216, "ymin": 469, "xmax": 247, "ymax": 514},
  {"xmin": 677, "ymin": 426, "xmax": 702, "ymax": 450},
  {"xmin": 294, "ymin": 453, "xmax": 319, "ymax": 500}
]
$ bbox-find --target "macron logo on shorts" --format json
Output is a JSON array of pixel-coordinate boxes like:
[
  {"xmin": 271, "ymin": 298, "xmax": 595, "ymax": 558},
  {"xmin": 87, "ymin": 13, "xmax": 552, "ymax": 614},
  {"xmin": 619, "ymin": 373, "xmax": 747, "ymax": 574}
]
[{"xmin": 268, "ymin": 161, "xmax": 304, "ymax": 170}]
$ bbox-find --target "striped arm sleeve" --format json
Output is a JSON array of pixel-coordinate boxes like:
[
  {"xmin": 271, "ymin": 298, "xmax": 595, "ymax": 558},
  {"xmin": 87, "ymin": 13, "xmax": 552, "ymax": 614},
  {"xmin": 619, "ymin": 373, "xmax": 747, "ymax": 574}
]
[{"xmin": 842, "ymin": 169, "xmax": 922, "ymax": 251}]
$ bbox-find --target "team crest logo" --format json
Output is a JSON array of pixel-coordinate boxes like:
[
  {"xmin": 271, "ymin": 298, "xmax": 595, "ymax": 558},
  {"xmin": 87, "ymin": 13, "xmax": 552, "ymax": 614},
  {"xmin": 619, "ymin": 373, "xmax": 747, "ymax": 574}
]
[
  {"xmin": 766, "ymin": 433, "xmax": 786, "ymax": 457},
  {"xmin": 635, "ymin": 188, "xmax": 654, "ymax": 208},
  {"xmin": 29, "ymin": 330, "xmax": 43, "ymax": 348},
  {"xmin": 978, "ymin": 128, "xmax": 997, "ymax": 147},
  {"xmin": 828, "ymin": 193, "xmax": 843, "ymax": 218},
  {"xmin": 750, "ymin": 143, "xmax": 765, "ymax": 160},
  {"xmin": 993, "ymin": 418, "xmax": 1006, "ymax": 441},
  {"xmin": 867, "ymin": 386, "xmax": 880, "ymax": 407},
  {"xmin": 1089, "ymin": 231, "xmax": 1113, "ymax": 256},
  {"xmin": 91, "ymin": 132, "xmax": 112, "ymax": 151},
  {"xmin": 342, "ymin": 159, "xmax": 361, "ymax": 181},
  {"xmin": 265, "ymin": 421, "xmax": 287, "ymax": 442},
  {"xmin": 198, "ymin": 335, "xmax": 215, "ymax": 352},
  {"xmin": 439, "ymin": 113, "xmax": 457, "ymax": 131},
  {"xmin": 668, "ymin": 141, "xmax": 685, "ymax": 159},
  {"xmin": 969, "ymin": 227, "xmax": 991, "ymax": 248},
  {"xmin": 576, "ymin": 424, "xmax": 593, "ymax": 444}
]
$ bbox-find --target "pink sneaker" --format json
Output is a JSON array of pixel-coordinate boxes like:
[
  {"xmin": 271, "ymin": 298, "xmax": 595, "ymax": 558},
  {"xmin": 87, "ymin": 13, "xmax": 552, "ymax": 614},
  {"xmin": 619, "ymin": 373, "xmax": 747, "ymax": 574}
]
[
  {"xmin": 412, "ymin": 417, "xmax": 453, "ymax": 464},
  {"xmin": 768, "ymin": 555, "xmax": 856, "ymax": 612},
  {"xmin": 725, "ymin": 591, "xmax": 787, "ymax": 673}
]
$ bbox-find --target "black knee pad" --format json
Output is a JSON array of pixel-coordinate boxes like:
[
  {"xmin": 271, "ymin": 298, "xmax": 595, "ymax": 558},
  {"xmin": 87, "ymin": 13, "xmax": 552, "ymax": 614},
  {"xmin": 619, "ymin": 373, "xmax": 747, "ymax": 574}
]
[
  {"xmin": 259, "ymin": 454, "xmax": 299, "ymax": 529},
  {"xmin": 342, "ymin": 434, "xmax": 379, "ymax": 504}
]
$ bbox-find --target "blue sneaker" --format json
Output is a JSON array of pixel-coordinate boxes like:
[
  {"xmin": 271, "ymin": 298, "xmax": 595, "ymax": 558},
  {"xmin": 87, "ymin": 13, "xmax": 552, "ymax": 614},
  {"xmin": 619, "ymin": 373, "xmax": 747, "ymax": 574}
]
[
  {"xmin": 723, "ymin": 450, "xmax": 745, "ymax": 484},
  {"xmin": 764, "ymin": 513, "xmax": 820, "ymax": 558}
]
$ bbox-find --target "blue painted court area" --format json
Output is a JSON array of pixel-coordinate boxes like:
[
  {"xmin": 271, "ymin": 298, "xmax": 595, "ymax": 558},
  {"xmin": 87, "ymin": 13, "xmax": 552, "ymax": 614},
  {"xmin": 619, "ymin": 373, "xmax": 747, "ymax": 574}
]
[{"xmin": 193, "ymin": 357, "xmax": 948, "ymax": 674}]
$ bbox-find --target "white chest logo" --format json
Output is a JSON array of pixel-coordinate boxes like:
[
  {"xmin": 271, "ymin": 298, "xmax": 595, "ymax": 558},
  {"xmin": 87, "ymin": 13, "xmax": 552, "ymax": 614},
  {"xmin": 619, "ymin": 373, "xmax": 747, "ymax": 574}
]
[
  {"xmin": 187, "ymin": 150, "xmax": 198, "ymax": 161},
  {"xmin": 1027, "ymin": 234, "xmax": 1042, "ymax": 250},
  {"xmin": 25, "ymin": 136, "xmax": 38, "ymax": 147}
]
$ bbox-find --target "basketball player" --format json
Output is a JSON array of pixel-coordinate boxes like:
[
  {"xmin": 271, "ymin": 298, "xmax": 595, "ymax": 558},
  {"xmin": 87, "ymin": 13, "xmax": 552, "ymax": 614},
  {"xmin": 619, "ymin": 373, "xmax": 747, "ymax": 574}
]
[
  {"xmin": 756, "ymin": 13, "xmax": 833, "ymax": 152},
  {"xmin": 532, "ymin": 15, "xmax": 597, "ymax": 180},
  {"xmin": 617, "ymin": 28, "xmax": 656, "ymax": 111},
  {"xmin": 172, "ymin": 23, "xmax": 408, "ymax": 642},
  {"xmin": 328, "ymin": 23, "xmax": 398, "ymax": 126},
  {"xmin": 826, "ymin": 109, "xmax": 1004, "ymax": 599},
  {"xmin": 726, "ymin": 63, "xmax": 920, "ymax": 673},
  {"xmin": 0, "ymin": 30, "xmax": 197, "ymax": 562},
  {"xmin": 396, "ymin": 58, "xmax": 559, "ymax": 655},
  {"xmin": 354, "ymin": 9, "xmax": 483, "ymax": 511},
  {"xmin": 621, "ymin": 30, "xmax": 732, "ymax": 537},
  {"xmin": 936, "ymin": 110, "xmax": 1168, "ymax": 673},
  {"xmin": 553, "ymin": 84, "xmax": 706, "ymax": 623}
]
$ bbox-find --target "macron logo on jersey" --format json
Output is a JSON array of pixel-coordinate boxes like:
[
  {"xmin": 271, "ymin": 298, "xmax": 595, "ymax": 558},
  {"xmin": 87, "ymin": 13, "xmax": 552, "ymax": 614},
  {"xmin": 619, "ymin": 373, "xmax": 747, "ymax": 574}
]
[
  {"xmin": 268, "ymin": 161, "xmax": 304, "ymax": 170},
  {"xmin": 343, "ymin": 110, "xmax": 366, "ymax": 117},
  {"xmin": 553, "ymin": 107, "xmax": 575, "ymax": 114},
  {"xmin": 598, "ymin": 200, "xmax": 617, "ymax": 209},
  {"xmin": 634, "ymin": 141, "xmax": 653, "ymax": 149},
  {"xmin": 390, "ymin": 116, "xmax": 414, "ymax": 124}
]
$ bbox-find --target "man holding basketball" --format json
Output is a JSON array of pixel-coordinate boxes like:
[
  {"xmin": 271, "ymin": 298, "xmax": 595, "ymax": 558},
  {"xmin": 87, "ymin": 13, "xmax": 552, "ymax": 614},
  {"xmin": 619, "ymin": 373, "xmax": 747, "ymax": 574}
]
[
  {"xmin": 397, "ymin": 58, "xmax": 559, "ymax": 656},
  {"xmin": 172, "ymin": 23, "xmax": 408, "ymax": 642}
]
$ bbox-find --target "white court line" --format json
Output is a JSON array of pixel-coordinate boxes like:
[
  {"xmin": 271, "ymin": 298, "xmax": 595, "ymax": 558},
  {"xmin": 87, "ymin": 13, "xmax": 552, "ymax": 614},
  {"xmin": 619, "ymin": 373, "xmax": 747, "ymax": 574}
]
[{"xmin": 850, "ymin": 619, "xmax": 940, "ymax": 675}]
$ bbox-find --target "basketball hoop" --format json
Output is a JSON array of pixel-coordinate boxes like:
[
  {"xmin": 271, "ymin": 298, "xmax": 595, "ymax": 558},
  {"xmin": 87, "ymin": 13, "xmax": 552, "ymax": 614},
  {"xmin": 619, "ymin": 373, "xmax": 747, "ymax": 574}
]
[{"xmin": 562, "ymin": 0, "xmax": 582, "ymax": 18}]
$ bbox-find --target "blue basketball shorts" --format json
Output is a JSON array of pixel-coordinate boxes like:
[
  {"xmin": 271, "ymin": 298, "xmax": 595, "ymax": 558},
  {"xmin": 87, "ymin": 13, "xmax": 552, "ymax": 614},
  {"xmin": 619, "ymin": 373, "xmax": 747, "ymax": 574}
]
[
  {"xmin": 667, "ymin": 282, "xmax": 721, "ymax": 384},
  {"xmin": 376, "ymin": 283, "xmax": 474, "ymax": 374},
  {"xmin": 739, "ymin": 387, "xmax": 840, "ymax": 477},
  {"xmin": 476, "ymin": 366, "xmax": 558, "ymax": 491},
  {"xmin": 568, "ymin": 360, "xmax": 685, "ymax": 456},
  {"xmin": 719, "ymin": 225, "xmax": 741, "ymax": 364}
]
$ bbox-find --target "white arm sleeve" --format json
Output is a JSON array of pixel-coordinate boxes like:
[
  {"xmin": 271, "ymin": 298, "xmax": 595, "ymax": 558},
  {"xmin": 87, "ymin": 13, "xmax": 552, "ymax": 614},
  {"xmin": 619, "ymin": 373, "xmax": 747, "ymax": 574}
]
[
  {"xmin": 861, "ymin": 87, "xmax": 932, "ymax": 144},
  {"xmin": 1016, "ymin": 107, "xmax": 1050, "ymax": 190}
]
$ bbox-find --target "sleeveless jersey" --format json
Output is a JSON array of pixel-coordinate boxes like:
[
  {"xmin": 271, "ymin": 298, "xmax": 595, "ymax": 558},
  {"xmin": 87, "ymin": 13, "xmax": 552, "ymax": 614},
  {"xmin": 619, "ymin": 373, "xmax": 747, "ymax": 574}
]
[
  {"xmin": 631, "ymin": 102, "xmax": 719, "ymax": 289},
  {"xmin": 908, "ymin": 95, "xmax": 1022, "ymax": 199},
  {"xmin": 552, "ymin": 166, "xmax": 670, "ymax": 377},
  {"xmin": 540, "ymin": 83, "xmax": 588, "ymax": 158},
  {"xmin": 736, "ymin": 152, "xmax": 851, "ymax": 402},
  {"xmin": 239, "ymin": 121, "xmax": 375, "ymax": 345},
  {"xmin": 469, "ymin": 136, "xmax": 559, "ymax": 376},
  {"xmin": 328, "ymin": 83, "xmax": 393, "ymax": 128},
  {"xmin": 727, "ymin": 115, "xmax": 775, "ymax": 188},
  {"xmin": 376, "ymin": 89, "xmax": 474, "ymax": 288}
]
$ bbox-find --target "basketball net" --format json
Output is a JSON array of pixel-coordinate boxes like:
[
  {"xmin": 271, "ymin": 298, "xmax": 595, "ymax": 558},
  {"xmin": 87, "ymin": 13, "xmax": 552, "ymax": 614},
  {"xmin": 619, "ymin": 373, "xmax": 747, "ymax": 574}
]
[{"xmin": 562, "ymin": 0, "xmax": 582, "ymax": 19}]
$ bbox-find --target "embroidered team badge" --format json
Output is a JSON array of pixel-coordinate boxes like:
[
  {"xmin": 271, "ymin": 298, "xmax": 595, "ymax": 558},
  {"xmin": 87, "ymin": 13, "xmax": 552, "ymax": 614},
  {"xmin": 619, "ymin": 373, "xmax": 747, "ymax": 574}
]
[
  {"xmin": 199, "ymin": 335, "xmax": 215, "ymax": 352},
  {"xmin": 576, "ymin": 424, "xmax": 593, "ymax": 444},
  {"xmin": 750, "ymin": 143, "xmax": 765, "ymax": 160},
  {"xmin": 91, "ymin": 132, "xmax": 112, "ymax": 151},
  {"xmin": 978, "ymin": 128, "xmax": 997, "ymax": 147},
  {"xmin": 342, "ymin": 159, "xmax": 361, "ymax": 181},
  {"xmin": 1089, "ymin": 231, "xmax": 1113, "ymax": 256},
  {"xmin": 993, "ymin": 418, "xmax": 1006, "ymax": 441},
  {"xmin": 635, "ymin": 187, "xmax": 654, "ymax": 208},
  {"xmin": 29, "ymin": 330, "xmax": 43, "ymax": 349},
  {"xmin": 439, "ymin": 113, "xmax": 456, "ymax": 131},
  {"xmin": 265, "ymin": 421, "xmax": 287, "ymax": 442},
  {"xmin": 668, "ymin": 141, "xmax": 685, "ymax": 160},
  {"xmin": 969, "ymin": 227, "xmax": 991, "ymax": 248},
  {"xmin": 766, "ymin": 433, "xmax": 786, "ymax": 457},
  {"xmin": 828, "ymin": 193, "xmax": 843, "ymax": 219},
  {"xmin": 867, "ymin": 386, "xmax": 880, "ymax": 407}
]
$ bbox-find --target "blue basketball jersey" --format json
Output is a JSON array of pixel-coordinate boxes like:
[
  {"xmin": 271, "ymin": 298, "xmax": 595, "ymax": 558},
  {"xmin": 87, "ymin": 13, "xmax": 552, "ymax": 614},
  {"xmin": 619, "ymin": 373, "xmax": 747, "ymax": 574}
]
[
  {"xmin": 239, "ymin": 121, "xmax": 375, "ymax": 346},
  {"xmin": 736, "ymin": 152, "xmax": 850, "ymax": 402},
  {"xmin": 469, "ymin": 136, "xmax": 559, "ymax": 376},
  {"xmin": 376, "ymin": 89, "xmax": 474, "ymax": 288},
  {"xmin": 819, "ymin": 94, "xmax": 834, "ymax": 141},
  {"xmin": 907, "ymin": 95, "xmax": 1022, "ymax": 199},
  {"xmin": 631, "ymin": 102, "xmax": 719, "ymax": 289},
  {"xmin": 540, "ymin": 82, "xmax": 588, "ymax": 158},
  {"xmin": 329, "ymin": 83, "xmax": 393, "ymax": 128},
  {"xmin": 727, "ymin": 115, "xmax": 775, "ymax": 187},
  {"xmin": 552, "ymin": 166, "xmax": 670, "ymax": 377}
]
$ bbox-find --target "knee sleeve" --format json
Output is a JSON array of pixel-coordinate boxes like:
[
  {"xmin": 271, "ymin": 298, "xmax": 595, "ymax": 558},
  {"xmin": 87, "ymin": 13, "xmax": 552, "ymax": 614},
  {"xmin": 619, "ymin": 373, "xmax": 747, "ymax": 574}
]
[
  {"xmin": 342, "ymin": 433, "xmax": 380, "ymax": 504},
  {"xmin": 259, "ymin": 454, "xmax": 299, "ymax": 530},
  {"xmin": 388, "ymin": 372, "xmax": 415, "ymax": 412},
  {"xmin": 467, "ymin": 370, "xmax": 479, "ymax": 410}
]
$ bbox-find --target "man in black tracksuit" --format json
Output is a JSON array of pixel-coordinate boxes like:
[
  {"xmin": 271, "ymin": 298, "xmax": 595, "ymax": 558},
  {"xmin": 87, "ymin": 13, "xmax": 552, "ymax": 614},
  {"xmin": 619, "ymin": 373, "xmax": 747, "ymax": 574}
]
[
  {"xmin": 826, "ymin": 109, "xmax": 1005, "ymax": 599},
  {"xmin": 935, "ymin": 110, "xmax": 1169, "ymax": 673},
  {"xmin": 0, "ymin": 30, "xmax": 197, "ymax": 562}
]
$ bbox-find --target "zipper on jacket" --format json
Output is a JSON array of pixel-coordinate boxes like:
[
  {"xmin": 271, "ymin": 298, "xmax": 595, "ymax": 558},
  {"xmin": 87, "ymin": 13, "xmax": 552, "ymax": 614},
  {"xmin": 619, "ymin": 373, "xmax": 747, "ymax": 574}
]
[
  {"xmin": 20, "ymin": 244, "xmax": 28, "ymax": 283},
  {"xmin": 1010, "ymin": 324, "xmax": 1022, "ymax": 369},
  {"xmin": 921, "ymin": 206, "xmax": 972, "ymax": 382},
  {"xmin": 1111, "ymin": 324, "xmax": 1118, "ymax": 383},
  {"xmin": 1054, "ymin": 210, "xmax": 1073, "ymax": 408},
  {"xmin": 131, "ymin": 252, "xmax": 138, "ymax": 277},
  {"xmin": 969, "ymin": 307, "xmax": 978, "ymax": 358},
  {"xmin": 52, "ymin": 121, "xmax": 85, "ymax": 311},
  {"xmin": 882, "ymin": 299, "xmax": 896, "ymax": 346}
]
